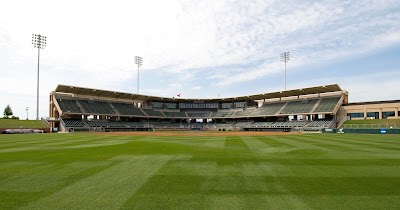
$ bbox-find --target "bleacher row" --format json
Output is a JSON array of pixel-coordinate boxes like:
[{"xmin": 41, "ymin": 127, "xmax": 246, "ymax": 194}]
[
  {"xmin": 63, "ymin": 119, "xmax": 333, "ymax": 130},
  {"xmin": 246, "ymin": 119, "xmax": 333, "ymax": 128},
  {"xmin": 57, "ymin": 96, "xmax": 341, "ymax": 118}
]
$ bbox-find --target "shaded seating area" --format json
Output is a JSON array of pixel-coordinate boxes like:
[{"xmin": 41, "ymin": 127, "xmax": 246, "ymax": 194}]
[
  {"xmin": 306, "ymin": 119, "xmax": 333, "ymax": 128},
  {"xmin": 111, "ymin": 102, "xmax": 146, "ymax": 116},
  {"xmin": 63, "ymin": 119, "xmax": 86, "ymax": 127},
  {"xmin": 232, "ymin": 108, "xmax": 256, "ymax": 117},
  {"xmin": 187, "ymin": 112, "xmax": 211, "ymax": 118},
  {"xmin": 79, "ymin": 100, "xmax": 116, "ymax": 115},
  {"xmin": 280, "ymin": 99, "xmax": 318, "ymax": 114},
  {"xmin": 250, "ymin": 102, "xmax": 286, "ymax": 116},
  {"xmin": 142, "ymin": 109, "xmax": 165, "ymax": 117},
  {"xmin": 123, "ymin": 122, "xmax": 144, "ymax": 128},
  {"xmin": 57, "ymin": 99, "xmax": 82, "ymax": 113},
  {"xmin": 87, "ymin": 120, "xmax": 126, "ymax": 128},
  {"xmin": 162, "ymin": 111, "xmax": 187, "ymax": 118},
  {"xmin": 313, "ymin": 97, "xmax": 341, "ymax": 113},
  {"xmin": 272, "ymin": 121, "xmax": 309, "ymax": 128},
  {"xmin": 233, "ymin": 121, "xmax": 252, "ymax": 128},
  {"xmin": 247, "ymin": 122, "xmax": 274, "ymax": 128},
  {"xmin": 210, "ymin": 110, "xmax": 236, "ymax": 118}
]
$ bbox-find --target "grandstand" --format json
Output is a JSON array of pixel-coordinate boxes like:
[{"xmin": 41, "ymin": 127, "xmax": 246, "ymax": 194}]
[{"xmin": 49, "ymin": 84, "xmax": 350, "ymax": 132}]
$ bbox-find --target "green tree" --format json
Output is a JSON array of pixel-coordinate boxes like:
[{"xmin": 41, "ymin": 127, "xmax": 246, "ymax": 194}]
[{"xmin": 3, "ymin": 105, "xmax": 13, "ymax": 118}]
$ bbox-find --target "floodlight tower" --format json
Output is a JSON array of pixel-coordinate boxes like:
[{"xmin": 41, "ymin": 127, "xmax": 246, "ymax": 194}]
[
  {"xmin": 280, "ymin": 52, "xmax": 290, "ymax": 90},
  {"xmin": 32, "ymin": 34, "xmax": 47, "ymax": 120},
  {"xmin": 134, "ymin": 56, "xmax": 143, "ymax": 94},
  {"xmin": 26, "ymin": 107, "xmax": 29, "ymax": 120}
]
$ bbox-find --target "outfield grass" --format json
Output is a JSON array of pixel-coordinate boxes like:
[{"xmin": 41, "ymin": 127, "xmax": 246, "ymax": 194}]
[
  {"xmin": 0, "ymin": 132, "xmax": 400, "ymax": 209},
  {"xmin": 0, "ymin": 119, "xmax": 48, "ymax": 129},
  {"xmin": 343, "ymin": 119, "xmax": 400, "ymax": 125}
]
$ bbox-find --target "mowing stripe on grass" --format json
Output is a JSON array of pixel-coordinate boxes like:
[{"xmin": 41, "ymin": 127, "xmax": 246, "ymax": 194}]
[
  {"xmin": 255, "ymin": 136, "xmax": 296, "ymax": 148},
  {"xmin": 203, "ymin": 137, "xmax": 226, "ymax": 148},
  {"xmin": 0, "ymin": 135, "xmax": 112, "ymax": 149},
  {"xmin": 205, "ymin": 194, "xmax": 312, "ymax": 210},
  {"xmin": 138, "ymin": 136, "xmax": 215, "ymax": 149},
  {"xmin": 65, "ymin": 140, "xmax": 131, "ymax": 149},
  {"xmin": 19, "ymin": 155, "xmax": 178, "ymax": 210},
  {"xmin": 257, "ymin": 165, "xmax": 400, "ymax": 177},
  {"xmin": 0, "ymin": 161, "xmax": 42, "ymax": 171},
  {"xmin": 240, "ymin": 136, "xmax": 269, "ymax": 151},
  {"xmin": 327, "ymin": 137, "xmax": 400, "ymax": 151},
  {"xmin": 301, "ymin": 195, "xmax": 400, "ymax": 209},
  {"xmin": 287, "ymin": 136, "xmax": 369, "ymax": 157},
  {"xmin": 0, "ymin": 137, "xmax": 134, "ymax": 153},
  {"xmin": 274, "ymin": 137, "xmax": 336, "ymax": 152},
  {"xmin": 160, "ymin": 159, "xmax": 400, "ymax": 177},
  {"xmin": 303, "ymin": 137, "xmax": 400, "ymax": 156},
  {"xmin": 0, "ymin": 164, "xmax": 56, "ymax": 192},
  {"xmin": 202, "ymin": 175, "xmax": 312, "ymax": 210},
  {"xmin": 0, "ymin": 161, "xmax": 110, "ymax": 192},
  {"xmin": 241, "ymin": 136, "xmax": 299, "ymax": 154},
  {"xmin": 292, "ymin": 135, "xmax": 400, "ymax": 155},
  {"xmin": 224, "ymin": 136, "xmax": 249, "ymax": 150}
]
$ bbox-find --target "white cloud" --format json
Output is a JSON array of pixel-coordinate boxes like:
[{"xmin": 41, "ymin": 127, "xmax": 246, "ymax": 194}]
[
  {"xmin": 285, "ymin": 70, "xmax": 400, "ymax": 103},
  {"xmin": 1, "ymin": 0, "xmax": 400, "ymax": 118}
]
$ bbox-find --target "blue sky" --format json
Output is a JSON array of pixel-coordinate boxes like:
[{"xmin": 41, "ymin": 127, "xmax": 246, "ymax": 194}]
[{"xmin": 1, "ymin": 0, "xmax": 400, "ymax": 119}]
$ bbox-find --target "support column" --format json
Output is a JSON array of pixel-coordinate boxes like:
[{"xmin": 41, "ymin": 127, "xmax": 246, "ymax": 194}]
[
  {"xmin": 395, "ymin": 108, "xmax": 398, "ymax": 118},
  {"xmin": 379, "ymin": 109, "xmax": 382, "ymax": 119},
  {"xmin": 364, "ymin": 108, "xmax": 367, "ymax": 119}
]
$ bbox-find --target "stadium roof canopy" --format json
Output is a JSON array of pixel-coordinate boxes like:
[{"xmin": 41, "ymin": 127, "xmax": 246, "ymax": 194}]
[{"xmin": 53, "ymin": 84, "xmax": 343, "ymax": 102}]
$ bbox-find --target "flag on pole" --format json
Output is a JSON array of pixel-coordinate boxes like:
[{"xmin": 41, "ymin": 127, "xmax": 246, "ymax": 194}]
[{"xmin": 177, "ymin": 94, "xmax": 181, "ymax": 97}]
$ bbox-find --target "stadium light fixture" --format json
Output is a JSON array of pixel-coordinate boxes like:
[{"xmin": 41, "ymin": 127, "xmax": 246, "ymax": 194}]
[
  {"xmin": 32, "ymin": 34, "xmax": 47, "ymax": 120},
  {"xmin": 134, "ymin": 56, "xmax": 143, "ymax": 94},
  {"xmin": 280, "ymin": 52, "xmax": 290, "ymax": 90}
]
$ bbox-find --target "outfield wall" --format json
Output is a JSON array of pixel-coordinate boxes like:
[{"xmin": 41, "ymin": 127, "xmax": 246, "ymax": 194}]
[
  {"xmin": 342, "ymin": 128, "xmax": 400, "ymax": 134},
  {"xmin": 324, "ymin": 128, "xmax": 400, "ymax": 134}
]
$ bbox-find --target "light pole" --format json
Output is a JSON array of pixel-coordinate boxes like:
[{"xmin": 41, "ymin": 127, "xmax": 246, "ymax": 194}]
[
  {"xmin": 32, "ymin": 34, "xmax": 47, "ymax": 120},
  {"xmin": 134, "ymin": 56, "xmax": 143, "ymax": 94},
  {"xmin": 280, "ymin": 52, "xmax": 290, "ymax": 90},
  {"xmin": 26, "ymin": 107, "xmax": 29, "ymax": 120}
]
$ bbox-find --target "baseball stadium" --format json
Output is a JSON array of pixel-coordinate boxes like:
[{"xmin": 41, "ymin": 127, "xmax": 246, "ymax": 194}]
[
  {"xmin": 2, "ymin": 1, "xmax": 400, "ymax": 209},
  {"xmin": 1, "ymin": 83, "xmax": 400, "ymax": 209},
  {"xmin": 47, "ymin": 83, "xmax": 400, "ymax": 134}
]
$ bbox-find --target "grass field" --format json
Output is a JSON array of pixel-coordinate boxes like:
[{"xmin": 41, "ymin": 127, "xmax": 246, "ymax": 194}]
[
  {"xmin": 0, "ymin": 119, "xmax": 47, "ymax": 129},
  {"xmin": 343, "ymin": 119, "xmax": 400, "ymax": 125},
  {"xmin": 0, "ymin": 132, "xmax": 400, "ymax": 209}
]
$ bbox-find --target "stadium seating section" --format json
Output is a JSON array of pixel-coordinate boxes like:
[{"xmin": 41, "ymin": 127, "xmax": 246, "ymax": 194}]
[
  {"xmin": 111, "ymin": 102, "xmax": 146, "ymax": 116},
  {"xmin": 56, "ymin": 95, "xmax": 340, "ymax": 132},
  {"xmin": 210, "ymin": 110, "xmax": 236, "ymax": 118},
  {"xmin": 163, "ymin": 110, "xmax": 187, "ymax": 118},
  {"xmin": 187, "ymin": 112, "xmax": 211, "ymax": 118},
  {"xmin": 63, "ymin": 119, "xmax": 86, "ymax": 127},
  {"xmin": 233, "ymin": 108, "xmax": 256, "ymax": 117},
  {"xmin": 142, "ymin": 109, "xmax": 165, "ymax": 117},
  {"xmin": 61, "ymin": 118, "xmax": 334, "ymax": 131},
  {"xmin": 78, "ymin": 100, "xmax": 116, "ymax": 115},
  {"xmin": 251, "ymin": 102, "xmax": 286, "ymax": 116},
  {"xmin": 313, "ymin": 97, "xmax": 341, "ymax": 113},
  {"xmin": 57, "ymin": 99, "xmax": 82, "ymax": 113},
  {"xmin": 280, "ymin": 99, "xmax": 318, "ymax": 114}
]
